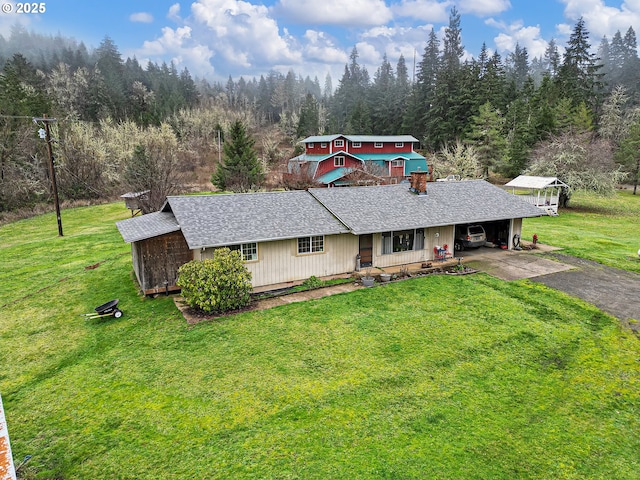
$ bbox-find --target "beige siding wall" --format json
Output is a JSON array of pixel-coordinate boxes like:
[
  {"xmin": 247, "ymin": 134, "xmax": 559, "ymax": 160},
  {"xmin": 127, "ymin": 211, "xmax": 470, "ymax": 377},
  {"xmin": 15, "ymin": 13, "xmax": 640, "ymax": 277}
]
[
  {"xmin": 371, "ymin": 226, "xmax": 454, "ymax": 268},
  {"xmin": 193, "ymin": 225, "xmax": 460, "ymax": 289},
  {"xmin": 199, "ymin": 234, "xmax": 360, "ymax": 287}
]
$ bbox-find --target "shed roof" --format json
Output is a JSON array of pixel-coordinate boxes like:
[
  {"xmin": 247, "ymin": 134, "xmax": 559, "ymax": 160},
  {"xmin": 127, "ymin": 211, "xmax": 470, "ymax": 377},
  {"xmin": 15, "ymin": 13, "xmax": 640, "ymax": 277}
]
[
  {"xmin": 309, "ymin": 180, "xmax": 543, "ymax": 235},
  {"xmin": 504, "ymin": 175, "xmax": 568, "ymax": 189},
  {"xmin": 165, "ymin": 190, "xmax": 350, "ymax": 249},
  {"xmin": 116, "ymin": 211, "xmax": 180, "ymax": 243}
]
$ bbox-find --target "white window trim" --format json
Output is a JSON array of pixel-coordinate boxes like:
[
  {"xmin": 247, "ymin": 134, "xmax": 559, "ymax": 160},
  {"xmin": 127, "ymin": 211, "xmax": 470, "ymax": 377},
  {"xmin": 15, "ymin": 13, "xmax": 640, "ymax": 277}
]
[
  {"xmin": 391, "ymin": 159, "xmax": 404, "ymax": 167},
  {"xmin": 352, "ymin": 141, "xmax": 361, "ymax": 148},
  {"xmin": 320, "ymin": 142, "xmax": 327, "ymax": 148},
  {"xmin": 297, "ymin": 235, "xmax": 324, "ymax": 254},
  {"xmin": 230, "ymin": 243, "xmax": 258, "ymax": 262},
  {"xmin": 381, "ymin": 229, "xmax": 424, "ymax": 254},
  {"xmin": 334, "ymin": 156, "xmax": 345, "ymax": 167},
  {"xmin": 308, "ymin": 143, "xmax": 314, "ymax": 148},
  {"xmin": 334, "ymin": 139, "xmax": 344, "ymax": 148},
  {"xmin": 374, "ymin": 142, "xmax": 383, "ymax": 148},
  {"xmin": 395, "ymin": 142, "xmax": 404, "ymax": 148}
]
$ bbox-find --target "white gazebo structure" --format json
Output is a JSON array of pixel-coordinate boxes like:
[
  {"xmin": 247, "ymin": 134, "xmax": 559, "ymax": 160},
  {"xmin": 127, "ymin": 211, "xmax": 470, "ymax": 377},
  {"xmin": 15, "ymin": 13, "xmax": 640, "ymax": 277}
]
[{"xmin": 504, "ymin": 175, "xmax": 569, "ymax": 216}]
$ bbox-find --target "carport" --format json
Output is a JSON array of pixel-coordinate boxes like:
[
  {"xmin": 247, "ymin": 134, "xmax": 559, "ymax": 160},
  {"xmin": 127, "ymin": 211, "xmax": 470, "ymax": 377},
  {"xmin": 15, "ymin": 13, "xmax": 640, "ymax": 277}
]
[{"xmin": 454, "ymin": 218, "xmax": 522, "ymax": 252}]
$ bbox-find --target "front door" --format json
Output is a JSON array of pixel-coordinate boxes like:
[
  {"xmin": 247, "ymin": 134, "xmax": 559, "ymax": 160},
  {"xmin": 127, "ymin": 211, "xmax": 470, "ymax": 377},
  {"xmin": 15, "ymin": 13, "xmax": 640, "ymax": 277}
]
[{"xmin": 359, "ymin": 234, "xmax": 373, "ymax": 267}]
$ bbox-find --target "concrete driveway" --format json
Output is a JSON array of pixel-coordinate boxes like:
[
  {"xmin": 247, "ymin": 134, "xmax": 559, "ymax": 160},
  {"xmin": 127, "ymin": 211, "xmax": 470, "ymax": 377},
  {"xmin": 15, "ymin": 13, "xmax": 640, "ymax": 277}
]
[
  {"xmin": 464, "ymin": 246, "xmax": 640, "ymax": 325},
  {"xmin": 461, "ymin": 245, "xmax": 573, "ymax": 281}
]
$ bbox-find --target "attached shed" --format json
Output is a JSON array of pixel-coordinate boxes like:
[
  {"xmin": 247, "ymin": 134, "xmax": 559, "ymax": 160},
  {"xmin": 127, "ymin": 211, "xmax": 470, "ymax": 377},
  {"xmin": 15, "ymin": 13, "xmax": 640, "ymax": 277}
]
[
  {"xmin": 116, "ymin": 211, "xmax": 192, "ymax": 294},
  {"xmin": 504, "ymin": 175, "xmax": 569, "ymax": 216}
]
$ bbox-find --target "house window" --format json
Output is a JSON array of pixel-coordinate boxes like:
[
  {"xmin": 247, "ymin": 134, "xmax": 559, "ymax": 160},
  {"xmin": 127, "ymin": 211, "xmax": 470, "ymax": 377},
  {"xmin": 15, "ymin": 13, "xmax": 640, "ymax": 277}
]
[
  {"xmin": 229, "ymin": 243, "xmax": 258, "ymax": 261},
  {"xmin": 352, "ymin": 142, "xmax": 361, "ymax": 148},
  {"xmin": 298, "ymin": 235, "xmax": 324, "ymax": 254},
  {"xmin": 374, "ymin": 142, "xmax": 383, "ymax": 148},
  {"xmin": 382, "ymin": 229, "xmax": 424, "ymax": 254},
  {"xmin": 391, "ymin": 159, "xmax": 403, "ymax": 167},
  {"xmin": 321, "ymin": 142, "xmax": 327, "ymax": 148},
  {"xmin": 334, "ymin": 156, "xmax": 345, "ymax": 167},
  {"xmin": 395, "ymin": 142, "xmax": 404, "ymax": 148},
  {"xmin": 334, "ymin": 139, "xmax": 344, "ymax": 148},
  {"xmin": 308, "ymin": 143, "xmax": 314, "ymax": 148}
]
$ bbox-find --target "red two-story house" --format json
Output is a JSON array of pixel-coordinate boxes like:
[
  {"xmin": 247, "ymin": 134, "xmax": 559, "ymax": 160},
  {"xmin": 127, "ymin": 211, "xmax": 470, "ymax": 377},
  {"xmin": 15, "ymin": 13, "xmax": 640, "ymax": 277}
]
[{"xmin": 287, "ymin": 134, "xmax": 431, "ymax": 187}]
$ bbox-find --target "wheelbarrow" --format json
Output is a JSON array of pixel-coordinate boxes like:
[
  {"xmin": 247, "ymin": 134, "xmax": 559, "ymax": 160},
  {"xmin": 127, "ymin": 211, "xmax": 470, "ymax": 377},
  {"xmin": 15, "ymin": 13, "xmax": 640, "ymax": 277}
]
[{"xmin": 80, "ymin": 299, "xmax": 123, "ymax": 320}]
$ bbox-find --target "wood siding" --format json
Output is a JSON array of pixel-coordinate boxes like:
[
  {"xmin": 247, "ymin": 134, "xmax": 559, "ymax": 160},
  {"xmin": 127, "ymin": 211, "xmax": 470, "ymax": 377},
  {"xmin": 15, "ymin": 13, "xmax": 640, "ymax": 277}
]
[
  {"xmin": 371, "ymin": 226, "xmax": 454, "ymax": 268},
  {"xmin": 132, "ymin": 231, "xmax": 192, "ymax": 294},
  {"xmin": 200, "ymin": 234, "xmax": 360, "ymax": 287},
  {"xmin": 315, "ymin": 155, "xmax": 362, "ymax": 178}
]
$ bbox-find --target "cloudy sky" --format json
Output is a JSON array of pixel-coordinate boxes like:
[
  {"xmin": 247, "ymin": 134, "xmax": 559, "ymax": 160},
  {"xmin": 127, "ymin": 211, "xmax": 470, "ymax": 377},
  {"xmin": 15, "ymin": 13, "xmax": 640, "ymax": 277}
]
[{"xmin": 2, "ymin": 0, "xmax": 640, "ymax": 82}]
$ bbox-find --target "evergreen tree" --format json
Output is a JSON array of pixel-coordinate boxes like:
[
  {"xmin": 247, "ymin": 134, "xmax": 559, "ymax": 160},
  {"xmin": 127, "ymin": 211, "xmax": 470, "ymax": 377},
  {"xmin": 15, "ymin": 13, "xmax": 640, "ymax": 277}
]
[
  {"xmin": 557, "ymin": 18, "xmax": 604, "ymax": 116},
  {"xmin": 95, "ymin": 36, "xmax": 126, "ymax": 118},
  {"xmin": 297, "ymin": 93, "xmax": 320, "ymax": 137},
  {"xmin": 403, "ymin": 28, "xmax": 440, "ymax": 139},
  {"xmin": 467, "ymin": 101, "xmax": 507, "ymax": 177},
  {"xmin": 542, "ymin": 38, "xmax": 561, "ymax": 77},
  {"xmin": 211, "ymin": 120, "xmax": 263, "ymax": 192},
  {"xmin": 507, "ymin": 43, "xmax": 530, "ymax": 91},
  {"xmin": 370, "ymin": 53, "xmax": 396, "ymax": 134},
  {"xmin": 615, "ymin": 118, "xmax": 640, "ymax": 194},
  {"xmin": 426, "ymin": 7, "xmax": 465, "ymax": 150}
]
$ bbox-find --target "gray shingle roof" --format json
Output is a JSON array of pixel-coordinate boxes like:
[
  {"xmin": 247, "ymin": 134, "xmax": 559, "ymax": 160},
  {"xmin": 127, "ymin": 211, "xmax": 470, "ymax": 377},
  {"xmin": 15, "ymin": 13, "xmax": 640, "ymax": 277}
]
[
  {"xmin": 166, "ymin": 190, "xmax": 350, "ymax": 249},
  {"xmin": 116, "ymin": 211, "xmax": 180, "ymax": 243},
  {"xmin": 116, "ymin": 181, "xmax": 542, "ymax": 247},
  {"xmin": 308, "ymin": 180, "xmax": 543, "ymax": 235}
]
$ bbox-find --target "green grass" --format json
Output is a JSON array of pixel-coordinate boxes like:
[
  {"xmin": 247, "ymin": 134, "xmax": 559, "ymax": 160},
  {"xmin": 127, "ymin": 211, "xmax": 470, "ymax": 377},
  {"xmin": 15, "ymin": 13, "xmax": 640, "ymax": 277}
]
[
  {"xmin": 1, "ymin": 199, "xmax": 639, "ymax": 479},
  {"xmin": 522, "ymin": 189, "xmax": 640, "ymax": 273}
]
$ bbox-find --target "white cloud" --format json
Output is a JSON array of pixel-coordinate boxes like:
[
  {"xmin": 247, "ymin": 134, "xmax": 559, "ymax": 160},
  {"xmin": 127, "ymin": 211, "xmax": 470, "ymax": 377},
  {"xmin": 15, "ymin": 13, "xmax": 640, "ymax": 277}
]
[
  {"xmin": 276, "ymin": 0, "xmax": 393, "ymax": 26},
  {"xmin": 560, "ymin": 0, "xmax": 640, "ymax": 39},
  {"xmin": 130, "ymin": 12, "xmax": 154, "ymax": 23},
  {"xmin": 392, "ymin": 0, "xmax": 451, "ymax": 22},
  {"xmin": 190, "ymin": 0, "xmax": 301, "ymax": 67},
  {"xmin": 458, "ymin": 0, "xmax": 510, "ymax": 16},
  {"xmin": 138, "ymin": 26, "xmax": 216, "ymax": 77},
  {"xmin": 167, "ymin": 3, "xmax": 181, "ymax": 21},
  {"xmin": 486, "ymin": 18, "xmax": 550, "ymax": 60},
  {"xmin": 303, "ymin": 30, "xmax": 348, "ymax": 64}
]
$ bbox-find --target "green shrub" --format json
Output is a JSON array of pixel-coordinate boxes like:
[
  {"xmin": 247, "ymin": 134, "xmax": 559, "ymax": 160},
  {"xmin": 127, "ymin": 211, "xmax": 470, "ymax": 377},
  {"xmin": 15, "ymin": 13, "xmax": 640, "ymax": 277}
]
[
  {"xmin": 176, "ymin": 248, "xmax": 252, "ymax": 314},
  {"xmin": 302, "ymin": 275, "xmax": 323, "ymax": 290}
]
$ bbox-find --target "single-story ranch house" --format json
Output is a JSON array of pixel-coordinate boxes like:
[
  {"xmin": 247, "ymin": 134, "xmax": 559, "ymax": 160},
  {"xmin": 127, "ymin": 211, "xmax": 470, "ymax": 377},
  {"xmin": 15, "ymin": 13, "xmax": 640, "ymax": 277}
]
[{"xmin": 116, "ymin": 172, "xmax": 542, "ymax": 294}]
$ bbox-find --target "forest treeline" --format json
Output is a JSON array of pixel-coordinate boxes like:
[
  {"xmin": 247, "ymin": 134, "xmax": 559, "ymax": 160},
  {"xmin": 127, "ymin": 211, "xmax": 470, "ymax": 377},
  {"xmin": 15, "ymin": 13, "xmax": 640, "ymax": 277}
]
[{"xmin": 1, "ymin": 8, "xmax": 639, "ymax": 215}]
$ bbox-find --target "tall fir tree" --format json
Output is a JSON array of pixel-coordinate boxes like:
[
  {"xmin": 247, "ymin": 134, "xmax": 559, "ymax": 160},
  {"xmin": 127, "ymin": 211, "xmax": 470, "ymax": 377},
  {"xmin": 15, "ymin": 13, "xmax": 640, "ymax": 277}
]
[
  {"xmin": 426, "ymin": 7, "xmax": 465, "ymax": 150},
  {"xmin": 557, "ymin": 17, "xmax": 604, "ymax": 117},
  {"xmin": 211, "ymin": 120, "xmax": 264, "ymax": 192}
]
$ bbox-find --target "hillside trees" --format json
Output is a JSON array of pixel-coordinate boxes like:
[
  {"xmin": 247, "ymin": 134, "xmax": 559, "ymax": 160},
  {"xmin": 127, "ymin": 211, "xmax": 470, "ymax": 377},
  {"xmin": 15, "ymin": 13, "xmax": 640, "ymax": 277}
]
[{"xmin": 0, "ymin": 54, "xmax": 51, "ymax": 211}]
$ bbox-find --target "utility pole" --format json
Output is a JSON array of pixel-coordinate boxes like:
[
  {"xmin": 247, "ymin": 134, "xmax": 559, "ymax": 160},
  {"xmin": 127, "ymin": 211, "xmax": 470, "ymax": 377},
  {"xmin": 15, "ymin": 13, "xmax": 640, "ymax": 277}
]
[{"xmin": 34, "ymin": 115, "xmax": 62, "ymax": 236}]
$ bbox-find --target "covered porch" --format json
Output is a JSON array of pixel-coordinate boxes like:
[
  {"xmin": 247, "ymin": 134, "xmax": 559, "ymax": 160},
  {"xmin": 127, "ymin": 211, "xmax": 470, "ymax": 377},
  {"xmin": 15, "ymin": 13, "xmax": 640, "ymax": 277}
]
[{"xmin": 504, "ymin": 175, "xmax": 569, "ymax": 216}]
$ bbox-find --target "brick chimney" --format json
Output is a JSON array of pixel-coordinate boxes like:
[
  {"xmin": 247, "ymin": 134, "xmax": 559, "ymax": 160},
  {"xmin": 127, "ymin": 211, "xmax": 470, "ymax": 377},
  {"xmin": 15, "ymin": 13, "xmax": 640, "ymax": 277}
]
[{"xmin": 410, "ymin": 170, "xmax": 428, "ymax": 195}]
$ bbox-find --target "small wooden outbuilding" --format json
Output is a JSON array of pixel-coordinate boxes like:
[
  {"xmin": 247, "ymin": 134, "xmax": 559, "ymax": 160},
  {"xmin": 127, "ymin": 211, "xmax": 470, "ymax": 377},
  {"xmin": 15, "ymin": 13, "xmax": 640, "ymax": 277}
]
[
  {"xmin": 120, "ymin": 191, "xmax": 150, "ymax": 217},
  {"xmin": 504, "ymin": 175, "xmax": 569, "ymax": 216},
  {"xmin": 116, "ymin": 211, "xmax": 192, "ymax": 294}
]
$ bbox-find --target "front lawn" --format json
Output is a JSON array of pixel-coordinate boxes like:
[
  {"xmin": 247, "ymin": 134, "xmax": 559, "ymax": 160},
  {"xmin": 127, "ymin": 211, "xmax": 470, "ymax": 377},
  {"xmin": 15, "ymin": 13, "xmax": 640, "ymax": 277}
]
[
  {"xmin": 522, "ymin": 189, "xmax": 640, "ymax": 273},
  {"xmin": 0, "ymin": 199, "xmax": 638, "ymax": 479}
]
